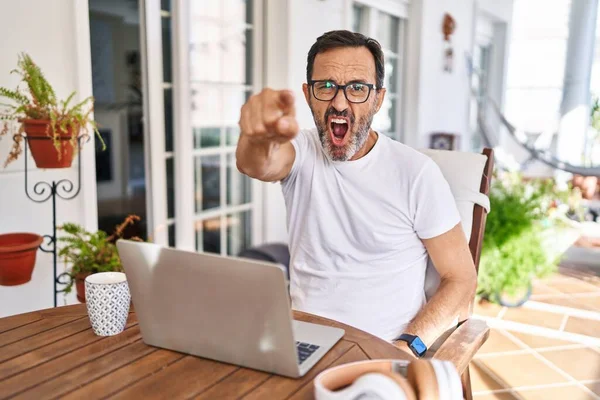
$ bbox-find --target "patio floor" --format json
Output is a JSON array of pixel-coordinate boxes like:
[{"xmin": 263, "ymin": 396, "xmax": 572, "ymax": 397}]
[{"xmin": 471, "ymin": 269, "xmax": 600, "ymax": 399}]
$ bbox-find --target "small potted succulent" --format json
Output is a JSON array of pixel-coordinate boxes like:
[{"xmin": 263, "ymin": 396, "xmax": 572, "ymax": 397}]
[
  {"xmin": 58, "ymin": 215, "xmax": 141, "ymax": 303},
  {"xmin": 0, "ymin": 52, "xmax": 105, "ymax": 168}
]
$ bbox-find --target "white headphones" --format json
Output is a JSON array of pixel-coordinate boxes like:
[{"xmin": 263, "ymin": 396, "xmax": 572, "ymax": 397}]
[{"xmin": 314, "ymin": 359, "xmax": 463, "ymax": 400}]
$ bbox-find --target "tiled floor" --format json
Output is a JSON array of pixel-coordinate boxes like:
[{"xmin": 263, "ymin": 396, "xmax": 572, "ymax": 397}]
[{"xmin": 471, "ymin": 271, "xmax": 600, "ymax": 399}]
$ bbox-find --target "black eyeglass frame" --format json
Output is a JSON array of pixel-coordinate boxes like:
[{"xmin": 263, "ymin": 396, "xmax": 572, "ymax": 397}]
[{"xmin": 307, "ymin": 80, "xmax": 380, "ymax": 104}]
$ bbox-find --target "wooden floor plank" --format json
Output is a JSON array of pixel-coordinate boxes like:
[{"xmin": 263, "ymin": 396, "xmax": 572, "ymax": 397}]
[
  {"xmin": 241, "ymin": 341, "xmax": 356, "ymax": 400},
  {"xmin": 110, "ymin": 356, "xmax": 238, "ymax": 399},
  {"xmin": 10, "ymin": 339, "xmax": 155, "ymax": 400},
  {"xmin": 286, "ymin": 345, "xmax": 370, "ymax": 400},
  {"xmin": 0, "ymin": 312, "xmax": 43, "ymax": 334},
  {"xmin": 61, "ymin": 349, "xmax": 186, "ymax": 400},
  {"xmin": 0, "ymin": 316, "xmax": 82, "ymax": 348},
  {"xmin": 0, "ymin": 315, "xmax": 138, "ymax": 378},
  {"xmin": 0, "ymin": 327, "xmax": 142, "ymax": 399},
  {"xmin": 193, "ymin": 367, "xmax": 271, "ymax": 399}
]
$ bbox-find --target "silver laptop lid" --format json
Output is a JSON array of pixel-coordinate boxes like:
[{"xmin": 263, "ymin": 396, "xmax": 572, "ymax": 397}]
[{"xmin": 116, "ymin": 239, "xmax": 300, "ymax": 376}]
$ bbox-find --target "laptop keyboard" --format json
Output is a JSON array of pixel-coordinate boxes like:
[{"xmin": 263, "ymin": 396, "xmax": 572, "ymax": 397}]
[{"xmin": 296, "ymin": 341, "xmax": 320, "ymax": 365}]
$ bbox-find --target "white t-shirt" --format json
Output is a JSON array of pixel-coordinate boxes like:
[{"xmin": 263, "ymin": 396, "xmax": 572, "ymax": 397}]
[{"xmin": 281, "ymin": 128, "xmax": 460, "ymax": 341}]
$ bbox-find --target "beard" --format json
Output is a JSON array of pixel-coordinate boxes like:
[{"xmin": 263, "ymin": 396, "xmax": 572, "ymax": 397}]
[{"xmin": 310, "ymin": 103, "xmax": 376, "ymax": 161}]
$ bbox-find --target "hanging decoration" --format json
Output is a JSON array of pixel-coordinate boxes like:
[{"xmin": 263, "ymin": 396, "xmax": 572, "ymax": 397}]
[{"xmin": 442, "ymin": 13, "xmax": 457, "ymax": 73}]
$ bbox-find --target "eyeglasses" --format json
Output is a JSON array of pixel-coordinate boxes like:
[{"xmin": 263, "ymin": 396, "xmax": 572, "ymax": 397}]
[{"xmin": 308, "ymin": 80, "xmax": 378, "ymax": 104}]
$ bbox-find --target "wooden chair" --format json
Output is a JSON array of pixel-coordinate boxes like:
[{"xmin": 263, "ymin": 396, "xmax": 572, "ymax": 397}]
[{"xmin": 419, "ymin": 148, "xmax": 494, "ymax": 400}]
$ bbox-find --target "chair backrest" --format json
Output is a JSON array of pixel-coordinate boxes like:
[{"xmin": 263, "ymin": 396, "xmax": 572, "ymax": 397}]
[
  {"xmin": 468, "ymin": 148, "xmax": 494, "ymax": 271},
  {"xmin": 418, "ymin": 148, "xmax": 494, "ymax": 301}
]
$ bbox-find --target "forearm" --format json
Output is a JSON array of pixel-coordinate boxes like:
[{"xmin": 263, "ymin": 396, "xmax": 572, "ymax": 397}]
[
  {"xmin": 235, "ymin": 136, "xmax": 281, "ymax": 181},
  {"xmin": 402, "ymin": 277, "xmax": 475, "ymax": 347}
]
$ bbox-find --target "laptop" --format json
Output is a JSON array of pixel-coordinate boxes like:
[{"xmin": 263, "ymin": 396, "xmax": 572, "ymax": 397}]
[{"xmin": 116, "ymin": 239, "xmax": 345, "ymax": 378}]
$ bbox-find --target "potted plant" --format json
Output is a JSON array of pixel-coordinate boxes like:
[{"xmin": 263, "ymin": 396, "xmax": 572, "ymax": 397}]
[
  {"xmin": 58, "ymin": 215, "xmax": 141, "ymax": 303},
  {"xmin": 0, "ymin": 232, "xmax": 43, "ymax": 286},
  {"xmin": 477, "ymin": 173, "xmax": 581, "ymax": 306},
  {"xmin": 0, "ymin": 53, "xmax": 105, "ymax": 168}
]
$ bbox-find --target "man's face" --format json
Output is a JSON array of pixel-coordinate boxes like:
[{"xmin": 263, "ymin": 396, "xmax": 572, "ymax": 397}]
[{"xmin": 303, "ymin": 46, "xmax": 385, "ymax": 161}]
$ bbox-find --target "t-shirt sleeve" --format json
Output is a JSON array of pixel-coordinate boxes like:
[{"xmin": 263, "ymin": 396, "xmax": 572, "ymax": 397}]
[
  {"xmin": 411, "ymin": 159, "xmax": 461, "ymax": 239},
  {"xmin": 281, "ymin": 129, "xmax": 312, "ymax": 192}
]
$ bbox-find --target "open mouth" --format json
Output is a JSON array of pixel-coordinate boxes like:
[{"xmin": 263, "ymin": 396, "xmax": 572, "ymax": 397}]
[{"xmin": 329, "ymin": 117, "xmax": 349, "ymax": 147}]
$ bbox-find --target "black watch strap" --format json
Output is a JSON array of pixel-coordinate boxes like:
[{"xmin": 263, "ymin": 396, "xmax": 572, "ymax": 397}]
[{"xmin": 398, "ymin": 333, "xmax": 428, "ymax": 358}]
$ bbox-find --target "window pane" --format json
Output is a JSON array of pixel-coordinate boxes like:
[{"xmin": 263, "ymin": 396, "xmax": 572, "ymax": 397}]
[
  {"xmin": 195, "ymin": 155, "xmax": 220, "ymax": 212},
  {"xmin": 227, "ymin": 211, "xmax": 252, "ymax": 256},
  {"xmin": 191, "ymin": 87, "xmax": 249, "ymax": 133},
  {"xmin": 384, "ymin": 56, "xmax": 398, "ymax": 93},
  {"xmin": 164, "ymin": 87, "xmax": 173, "ymax": 151},
  {"xmin": 372, "ymin": 97, "xmax": 397, "ymax": 135},
  {"xmin": 245, "ymin": 28, "xmax": 253, "ymax": 85},
  {"xmin": 352, "ymin": 4, "xmax": 365, "ymax": 34},
  {"xmin": 190, "ymin": 18, "xmax": 252, "ymax": 85},
  {"xmin": 162, "ymin": 16, "xmax": 172, "ymax": 83},
  {"xmin": 226, "ymin": 126, "xmax": 240, "ymax": 145},
  {"xmin": 161, "ymin": 0, "xmax": 170, "ymax": 12},
  {"xmin": 377, "ymin": 13, "xmax": 399, "ymax": 52},
  {"xmin": 227, "ymin": 153, "xmax": 251, "ymax": 206},
  {"xmin": 193, "ymin": 127, "xmax": 220, "ymax": 148},
  {"xmin": 166, "ymin": 157, "xmax": 175, "ymax": 219},
  {"xmin": 196, "ymin": 217, "xmax": 221, "ymax": 254},
  {"xmin": 168, "ymin": 223, "xmax": 175, "ymax": 247},
  {"xmin": 246, "ymin": 0, "xmax": 254, "ymax": 24},
  {"xmin": 192, "ymin": 0, "xmax": 250, "ymax": 24}
]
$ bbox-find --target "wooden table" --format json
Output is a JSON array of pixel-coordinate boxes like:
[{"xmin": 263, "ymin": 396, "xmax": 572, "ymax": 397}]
[{"xmin": 0, "ymin": 304, "xmax": 410, "ymax": 399}]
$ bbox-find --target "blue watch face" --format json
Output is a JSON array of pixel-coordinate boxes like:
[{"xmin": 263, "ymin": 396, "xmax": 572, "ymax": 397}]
[{"xmin": 411, "ymin": 337, "xmax": 427, "ymax": 356}]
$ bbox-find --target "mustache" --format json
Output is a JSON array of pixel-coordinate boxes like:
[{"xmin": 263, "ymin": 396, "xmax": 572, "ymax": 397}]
[{"xmin": 324, "ymin": 107, "xmax": 355, "ymax": 124}]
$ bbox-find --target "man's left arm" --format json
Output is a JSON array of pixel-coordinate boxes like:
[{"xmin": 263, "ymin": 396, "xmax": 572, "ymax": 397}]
[{"xmin": 394, "ymin": 223, "xmax": 477, "ymax": 353}]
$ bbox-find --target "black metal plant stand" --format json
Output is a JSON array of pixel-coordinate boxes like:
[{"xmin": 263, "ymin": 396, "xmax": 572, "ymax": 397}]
[{"xmin": 17, "ymin": 134, "xmax": 86, "ymax": 307}]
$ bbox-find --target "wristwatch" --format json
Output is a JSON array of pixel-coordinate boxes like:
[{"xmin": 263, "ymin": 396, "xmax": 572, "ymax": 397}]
[{"xmin": 397, "ymin": 334, "xmax": 428, "ymax": 358}]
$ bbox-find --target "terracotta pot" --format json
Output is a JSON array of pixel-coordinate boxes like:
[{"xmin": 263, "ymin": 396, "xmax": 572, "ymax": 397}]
[
  {"xmin": 75, "ymin": 272, "xmax": 91, "ymax": 303},
  {"xmin": 494, "ymin": 282, "xmax": 532, "ymax": 308},
  {"xmin": 22, "ymin": 119, "xmax": 77, "ymax": 169},
  {"xmin": 0, "ymin": 233, "xmax": 43, "ymax": 286},
  {"xmin": 572, "ymin": 175, "xmax": 599, "ymax": 200}
]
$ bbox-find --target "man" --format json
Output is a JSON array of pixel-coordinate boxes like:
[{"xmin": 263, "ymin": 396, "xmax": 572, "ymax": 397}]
[{"xmin": 236, "ymin": 30, "xmax": 476, "ymax": 358}]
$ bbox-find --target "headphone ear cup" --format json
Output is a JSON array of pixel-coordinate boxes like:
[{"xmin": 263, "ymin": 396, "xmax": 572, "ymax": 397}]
[
  {"xmin": 377, "ymin": 371, "xmax": 417, "ymax": 400},
  {"xmin": 407, "ymin": 360, "xmax": 440, "ymax": 400},
  {"xmin": 429, "ymin": 360, "xmax": 451, "ymax": 400},
  {"xmin": 347, "ymin": 373, "xmax": 410, "ymax": 400},
  {"xmin": 436, "ymin": 360, "xmax": 463, "ymax": 400}
]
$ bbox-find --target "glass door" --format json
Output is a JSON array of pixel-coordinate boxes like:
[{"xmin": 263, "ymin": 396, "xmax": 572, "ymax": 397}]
[{"xmin": 140, "ymin": 0, "xmax": 262, "ymax": 254}]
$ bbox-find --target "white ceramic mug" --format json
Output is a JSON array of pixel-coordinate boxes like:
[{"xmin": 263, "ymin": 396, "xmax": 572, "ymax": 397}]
[{"xmin": 85, "ymin": 272, "xmax": 131, "ymax": 336}]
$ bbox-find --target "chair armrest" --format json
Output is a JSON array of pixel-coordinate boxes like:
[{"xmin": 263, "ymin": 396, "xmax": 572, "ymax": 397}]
[{"xmin": 431, "ymin": 318, "xmax": 490, "ymax": 374}]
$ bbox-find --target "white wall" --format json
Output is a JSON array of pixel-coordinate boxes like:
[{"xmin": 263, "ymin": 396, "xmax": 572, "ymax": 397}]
[
  {"xmin": 0, "ymin": 0, "xmax": 97, "ymax": 317},
  {"xmin": 409, "ymin": 0, "xmax": 476, "ymax": 150},
  {"xmin": 407, "ymin": 0, "xmax": 514, "ymax": 150}
]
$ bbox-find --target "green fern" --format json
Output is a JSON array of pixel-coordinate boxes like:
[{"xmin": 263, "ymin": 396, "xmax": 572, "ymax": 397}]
[
  {"xmin": 58, "ymin": 215, "xmax": 142, "ymax": 294},
  {"xmin": 0, "ymin": 87, "xmax": 29, "ymax": 106},
  {"xmin": 0, "ymin": 52, "xmax": 106, "ymax": 167}
]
